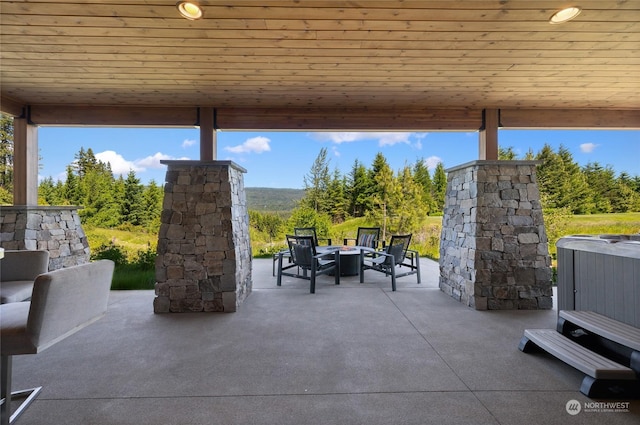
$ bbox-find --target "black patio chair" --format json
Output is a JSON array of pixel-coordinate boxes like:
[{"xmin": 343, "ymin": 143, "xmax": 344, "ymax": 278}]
[
  {"xmin": 276, "ymin": 235, "xmax": 340, "ymax": 293},
  {"xmin": 359, "ymin": 234, "xmax": 421, "ymax": 291},
  {"xmin": 271, "ymin": 227, "xmax": 331, "ymax": 276},
  {"xmin": 294, "ymin": 227, "xmax": 332, "ymax": 246},
  {"xmin": 343, "ymin": 227, "xmax": 382, "ymax": 249}
]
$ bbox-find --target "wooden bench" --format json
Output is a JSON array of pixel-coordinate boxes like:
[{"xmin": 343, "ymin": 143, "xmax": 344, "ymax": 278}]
[{"xmin": 519, "ymin": 328, "xmax": 639, "ymax": 398}]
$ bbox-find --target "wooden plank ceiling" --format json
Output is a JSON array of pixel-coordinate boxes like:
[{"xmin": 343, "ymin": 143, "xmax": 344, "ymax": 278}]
[{"xmin": 1, "ymin": 0, "xmax": 639, "ymax": 129}]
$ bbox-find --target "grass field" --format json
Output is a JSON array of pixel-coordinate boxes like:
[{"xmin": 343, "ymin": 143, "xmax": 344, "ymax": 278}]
[
  {"xmin": 86, "ymin": 212, "xmax": 640, "ymax": 262},
  {"xmin": 85, "ymin": 212, "xmax": 640, "ymax": 289},
  {"xmin": 557, "ymin": 212, "xmax": 640, "ymax": 236}
]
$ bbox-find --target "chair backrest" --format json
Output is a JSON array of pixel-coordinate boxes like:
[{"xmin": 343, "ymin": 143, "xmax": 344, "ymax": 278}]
[
  {"xmin": 286, "ymin": 235, "xmax": 317, "ymax": 268},
  {"xmin": 26, "ymin": 260, "xmax": 114, "ymax": 353},
  {"xmin": 0, "ymin": 250, "xmax": 50, "ymax": 282},
  {"xmin": 294, "ymin": 227, "xmax": 319, "ymax": 246},
  {"xmin": 356, "ymin": 227, "xmax": 380, "ymax": 248},
  {"xmin": 385, "ymin": 234, "xmax": 412, "ymax": 266}
]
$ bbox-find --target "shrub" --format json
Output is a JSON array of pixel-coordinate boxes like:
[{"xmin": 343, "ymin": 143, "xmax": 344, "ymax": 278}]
[{"xmin": 91, "ymin": 242, "xmax": 128, "ymax": 266}]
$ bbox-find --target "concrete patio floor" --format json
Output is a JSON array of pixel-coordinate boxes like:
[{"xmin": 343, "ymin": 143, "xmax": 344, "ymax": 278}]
[{"xmin": 7, "ymin": 258, "xmax": 639, "ymax": 425}]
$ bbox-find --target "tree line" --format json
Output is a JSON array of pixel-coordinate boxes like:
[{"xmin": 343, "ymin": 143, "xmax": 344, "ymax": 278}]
[
  {"xmin": 1, "ymin": 113, "xmax": 639, "ymax": 237},
  {"xmin": 252, "ymin": 145, "xmax": 640, "ymax": 243}
]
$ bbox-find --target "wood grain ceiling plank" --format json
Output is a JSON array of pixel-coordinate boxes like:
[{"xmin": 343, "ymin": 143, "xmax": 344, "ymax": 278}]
[
  {"xmin": 4, "ymin": 14, "xmax": 639, "ymax": 34},
  {"xmin": 2, "ymin": 42, "xmax": 637, "ymax": 57},
  {"xmin": 2, "ymin": 27, "xmax": 638, "ymax": 44},
  {"xmin": 3, "ymin": 2, "xmax": 639, "ymax": 21}
]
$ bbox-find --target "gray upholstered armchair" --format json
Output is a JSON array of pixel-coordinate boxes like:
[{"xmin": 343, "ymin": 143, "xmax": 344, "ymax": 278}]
[
  {"xmin": 0, "ymin": 250, "xmax": 50, "ymax": 304},
  {"xmin": 0, "ymin": 260, "xmax": 114, "ymax": 424}
]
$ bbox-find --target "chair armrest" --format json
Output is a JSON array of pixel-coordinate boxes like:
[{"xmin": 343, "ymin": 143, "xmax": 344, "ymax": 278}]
[{"xmin": 343, "ymin": 237, "xmax": 356, "ymax": 245}]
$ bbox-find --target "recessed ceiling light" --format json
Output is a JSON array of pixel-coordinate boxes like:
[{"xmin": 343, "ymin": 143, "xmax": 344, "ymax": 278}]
[
  {"xmin": 549, "ymin": 6, "xmax": 582, "ymax": 24},
  {"xmin": 176, "ymin": 1, "xmax": 204, "ymax": 20}
]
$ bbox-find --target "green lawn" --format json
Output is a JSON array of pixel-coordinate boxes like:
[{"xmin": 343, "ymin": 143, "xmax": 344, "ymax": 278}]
[{"xmin": 86, "ymin": 213, "xmax": 640, "ymax": 289}]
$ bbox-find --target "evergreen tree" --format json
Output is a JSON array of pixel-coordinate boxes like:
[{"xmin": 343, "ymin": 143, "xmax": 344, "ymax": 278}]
[
  {"xmin": 498, "ymin": 146, "xmax": 517, "ymax": 160},
  {"xmin": 301, "ymin": 148, "xmax": 331, "ymax": 213},
  {"xmin": 326, "ymin": 168, "xmax": 348, "ymax": 223},
  {"xmin": 393, "ymin": 165, "xmax": 427, "ymax": 233},
  {"xmin": 368, "ymin": 157, "xmax": 395, "ymax": 240},
  {"xmin": 536, "ymin": 144, "xmax": 594, "ymax": 213},
  {"xmin": 74, "ymin": 147, "xmax": 99, "ymax": 178},
  {"xmin": 141, "ymin": 179, "xmax": 164, "ymax": 231},
  {"xmin": 413, "ymin": 158, "xmax": 435, "ymax": 214},
  {"xmin": 76, "ymin": 156, "xmax": 120, "ymax": 226},
  {"xmin": 64, "ymin": 165, "xmax": 80, "ymax": 204},
  {"xmin": 582, "ymin": 162, "xmax": 615, "ymax": 213},
  {"xmin": 432, "ymin": 162, "xmax": 447, "ymax": 213},
  {"xmin": 122, "ymin": 170, "xmax": 144, "ymax": 225},
  {"xmin": 0, "ymin": 114, "xmax": 13, "ymax": 192},
  {"xmin": 346, "ymin": 159, "xmax": 371, "ymax": 217},
  {"xmin": 38, "ymin": 177, "xmax": 66, "ymax": 206}
]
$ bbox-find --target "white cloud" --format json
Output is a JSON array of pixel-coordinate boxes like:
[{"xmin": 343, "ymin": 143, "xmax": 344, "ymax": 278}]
[
  {"xmin": 136, "ymin": 152, "xmax": 179, "ymax": 169},
  {"xmin": 580, "ymin": 142, "xmax": 599, "ymax": 153},
  {"xmin": 95, "ymin": 150, "xmax": 189, "ymax": 177},
  {"xmin": 312, "ymin": 132, "xmax": 415, "ymax": 147},
  {"xmin": 96, "ymin": 150, "xmax": 142, "ymax": 175},
  {"xmin": 224, "ymin": 136, "xmax": 271, "ymax": 154},
  {"xmin": 181, "ymin": 138, "xmax": 196, "ymax": 149},
  {"xmin": 424, "ymin": 156, "xmax": 443, "ymax": 170}
]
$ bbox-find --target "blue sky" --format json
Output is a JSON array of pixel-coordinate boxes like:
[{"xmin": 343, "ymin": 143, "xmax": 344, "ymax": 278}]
[{"xmin": 37, "ymin": 128, "xmax": 639, "ymax": 189}]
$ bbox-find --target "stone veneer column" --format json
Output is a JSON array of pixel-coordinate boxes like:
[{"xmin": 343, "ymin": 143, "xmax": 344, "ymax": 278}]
[
  {"xmin": 0, "ymin": 206, "xmax": 90, "ymax": 270},
  {"xmin": 154, "ymin": 161, "xmax": 252, "ymax": 313},
  {"xmin": 439, "ymin": 161, "xmax": 552, "ymax": 310}
]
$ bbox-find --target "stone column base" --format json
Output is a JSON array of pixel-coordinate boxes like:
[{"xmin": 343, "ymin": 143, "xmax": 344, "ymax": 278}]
[
  {"xmin": 154, "ymin": 161, "xmax": 252, "ymax": 313},
  {"xmin": 0, "ymin": 206, "xmax": 90, "ymax": 270},
  {"xmin": 439, "ymin": 161, "xmax": 553, "ymax": 310}
]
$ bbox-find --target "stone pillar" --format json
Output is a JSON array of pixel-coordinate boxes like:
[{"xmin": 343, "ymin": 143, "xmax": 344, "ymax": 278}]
[
  {"xmin": 439, "ymin": 161, "xmax": 552, "ymax": 310},
  {"xmin": 0, "ymin": 206, "xmax": 90, "ymax": 270},
  {"xmin": 154, "ymin": 161, "xmax": 252, "ymax": 313}
]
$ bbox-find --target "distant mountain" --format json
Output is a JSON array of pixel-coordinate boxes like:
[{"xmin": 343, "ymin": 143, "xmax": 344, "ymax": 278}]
[{"xmin": 245, "ymin": 187, "xmax": 305, "ymax": 212}]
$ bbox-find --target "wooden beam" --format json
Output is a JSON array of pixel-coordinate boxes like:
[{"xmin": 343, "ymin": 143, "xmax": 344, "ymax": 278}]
[
  {"xmin": 12, "ymin": 118, "xmax": 39, "ymax": 206},
  {"xmin": 198, "ymin": 107, "xmax": 216, "ymax": 161},
  {"xmin": 479, "ymin": 109, "xmax": 499, "ymax": 160},
  {"xmin": 216, "ymin": 107, "xmax": 482, "ymax": 130},
  {"xmin": 0, "ymin": 96, "xmax": 26, "ymax": 117},
  {"xmin": 28, "ymin": 105, "xmax": 199, "ymax": 127},
  {"xmin": 501, "ymin": 109, "xmax": 640, "ymax": 129}
]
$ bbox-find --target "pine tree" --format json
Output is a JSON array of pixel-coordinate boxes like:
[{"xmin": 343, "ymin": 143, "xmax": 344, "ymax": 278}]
[
  {"xmin": 122, "ymin": 170, "xmax": 144, "ymax": 225},
  {"xmin": 301, "ymin": 148, "xmax": 331, "ymax": 213},
  {"xmin": 346, "ymin": 159, "xmax": 371, "ymax": 217},
  {"xmin": 141, "ymin": 179, "xmax": 164, "ymax": 231},
  {"xmin": 413, "ymin": 158, "xmax": 434, "ymax": 214},
  {"xmin": 394, "ymin": 165, "xmax": 426, "ymax": 233},
  {"xmin": 369, "ymin": 157, "xmax": 395, "ymax": 241},
  {"xmin": 0, "ymin": 114, "xmax": 14, "ymax": 192},
  {"xmin": 432, "ymin": 162, "xmax": 447, "ymax": 213},
  {"xmin": 326, "ymin": 168, "xmax": 348, "ymax": 223},
  {"xmin": 498, "ymin": 146, "xmax": 517, "ymax": 160}
]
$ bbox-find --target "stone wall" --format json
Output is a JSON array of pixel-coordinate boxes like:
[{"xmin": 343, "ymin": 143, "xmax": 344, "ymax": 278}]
[
  {"xmin": 154, "ymin": 161, "xmax": 252, "ymax": 313},
  {"xmin": 0, "ymin": 206, "xmax": 90, "ymax": 270},
  {"xmin": 439, "ymin": 161, "xmax": 552, "ymax": 310}
]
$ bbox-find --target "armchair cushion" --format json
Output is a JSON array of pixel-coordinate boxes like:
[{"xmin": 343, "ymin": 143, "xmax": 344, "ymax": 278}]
[
  {"xmin": 1, "ymin": 250, "xmax": 50, "ymax": 304},
  {"xmin": 0, "ymin": 282, "xmax": 39, "ymax": 304},
  {"xmin": 0, "ymin": 301, "xmax": 31, "ymax": 354},
  {"xmin": 1, "ymin": 260, "xmax": 114, "ymax": 356}
]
